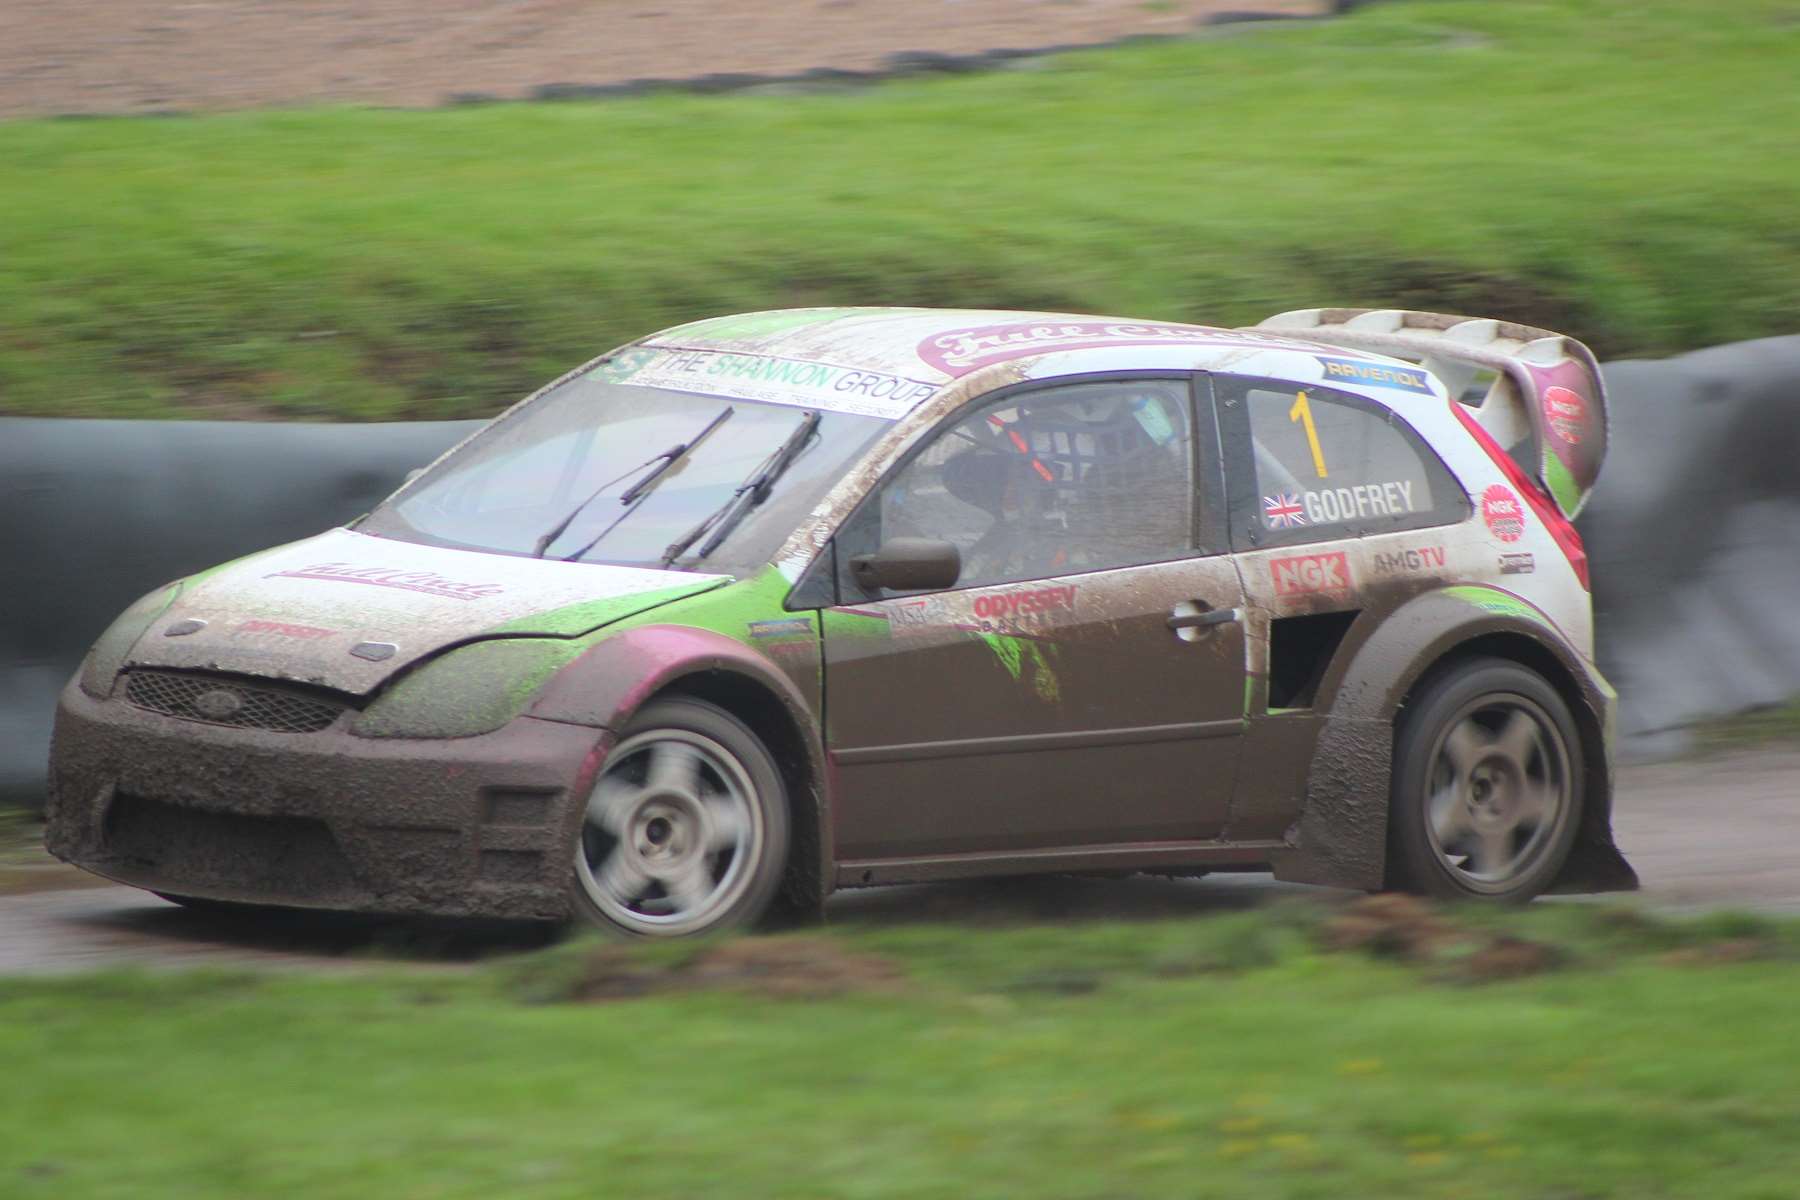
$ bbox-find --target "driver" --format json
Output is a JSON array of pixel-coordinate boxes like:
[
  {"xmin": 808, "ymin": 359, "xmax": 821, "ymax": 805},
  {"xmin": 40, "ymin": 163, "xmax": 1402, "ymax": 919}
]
[{"xmin": 949, "ymin": 391, "xmax": 1188, "ymax": 582}]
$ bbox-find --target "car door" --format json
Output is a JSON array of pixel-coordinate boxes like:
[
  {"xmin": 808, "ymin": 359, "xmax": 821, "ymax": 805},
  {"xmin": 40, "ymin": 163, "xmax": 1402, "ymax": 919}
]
[{"xmin": 819, "ymin": 375, "xmax": 1247, "ymax": 862}]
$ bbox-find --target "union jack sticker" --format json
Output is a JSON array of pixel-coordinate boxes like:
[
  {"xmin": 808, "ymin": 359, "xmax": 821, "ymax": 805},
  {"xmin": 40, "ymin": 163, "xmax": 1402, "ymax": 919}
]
[{"xmin": 1262, "ymin": 492, "xmax": 1308, "ymax": 529}]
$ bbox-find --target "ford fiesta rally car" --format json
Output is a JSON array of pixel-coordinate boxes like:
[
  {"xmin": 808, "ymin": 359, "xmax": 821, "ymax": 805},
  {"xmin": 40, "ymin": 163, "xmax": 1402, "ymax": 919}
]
[{"xmin": 47, "ymin": 307, "xmax": 1637, "ymax": 936}]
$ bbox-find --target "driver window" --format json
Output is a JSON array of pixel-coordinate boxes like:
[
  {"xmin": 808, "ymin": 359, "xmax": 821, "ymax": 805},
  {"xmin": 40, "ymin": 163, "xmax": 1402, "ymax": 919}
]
[{"xmin": 860, "ymin": 379, "xmax": 1195, "ymax": 592}]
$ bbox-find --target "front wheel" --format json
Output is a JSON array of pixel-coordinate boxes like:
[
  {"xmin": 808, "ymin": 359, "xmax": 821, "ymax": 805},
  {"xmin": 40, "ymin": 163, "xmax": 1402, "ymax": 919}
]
[
  {"xmin": 571, "ymin": 697, "xmax": 790, "ymax": 937},
  {"xmin": 1386, "ymin": 658, "xmax": 1583, "ymax": 901}
]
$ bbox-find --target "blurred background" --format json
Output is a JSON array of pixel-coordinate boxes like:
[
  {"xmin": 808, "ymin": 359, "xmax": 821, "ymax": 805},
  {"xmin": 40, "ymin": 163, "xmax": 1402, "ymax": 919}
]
[{"xmin": 2, "ymin": 1, "xmax": 1797, "ymax": 1195}]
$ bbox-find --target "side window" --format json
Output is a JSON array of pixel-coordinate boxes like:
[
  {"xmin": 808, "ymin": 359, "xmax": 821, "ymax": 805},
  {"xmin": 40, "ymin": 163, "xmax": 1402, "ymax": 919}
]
[
  {"xmin": 1223, "ymin": 377, "xmax": 1466, "ymax": 548},
  {"xmin": 843, "ymin": 379, "xmax": 1196, "ymax": 594}
]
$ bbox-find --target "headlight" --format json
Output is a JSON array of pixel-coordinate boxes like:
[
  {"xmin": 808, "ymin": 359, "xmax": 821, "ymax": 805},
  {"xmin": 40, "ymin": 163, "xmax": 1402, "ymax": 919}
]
[
  {"xmin": 78, "ymin": 583, "xmax": 184, "ymax": 698},
  {"xmin": 351, "ymin": 637, "xmax": 585, "ymax": 739}
]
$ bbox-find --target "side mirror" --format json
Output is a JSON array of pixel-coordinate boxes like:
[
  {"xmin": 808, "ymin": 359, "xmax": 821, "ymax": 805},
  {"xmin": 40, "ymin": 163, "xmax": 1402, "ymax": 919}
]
[{"xmin": 849, "ymin": 538, "xmax": 961, "ymax": 594}]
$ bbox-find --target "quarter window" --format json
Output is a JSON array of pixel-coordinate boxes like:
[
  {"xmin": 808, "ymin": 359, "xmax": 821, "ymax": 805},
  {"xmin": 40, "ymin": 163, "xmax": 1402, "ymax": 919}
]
[
  {"xmin": 1225, "ymin": 378, "xmax": 1465, "ymax": 547},
  {"xmin": 844, "ymin": 379, "xmax": 1196, "ymax": 594}
]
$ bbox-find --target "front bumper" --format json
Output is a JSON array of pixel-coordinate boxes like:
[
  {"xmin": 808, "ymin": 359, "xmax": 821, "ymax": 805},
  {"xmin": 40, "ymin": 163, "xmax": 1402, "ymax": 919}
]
[{"xmin": 44, "ymin": 679, "xmax": 608, "ymax": 920}]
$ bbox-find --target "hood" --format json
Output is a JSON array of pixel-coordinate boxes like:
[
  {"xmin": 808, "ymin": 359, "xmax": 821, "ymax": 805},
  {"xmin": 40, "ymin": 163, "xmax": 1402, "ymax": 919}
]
[{"xmin": 124, "ymin": 527, "xmax": 727, "ymax": 695}]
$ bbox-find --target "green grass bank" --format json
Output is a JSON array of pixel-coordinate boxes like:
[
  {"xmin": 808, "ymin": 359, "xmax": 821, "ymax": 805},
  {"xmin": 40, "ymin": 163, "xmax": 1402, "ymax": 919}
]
[
  {"xmin": 2, "ymin": 0, "xmax": 1796, "ymax": 421},
  {"xmin": 3, "ymin": 900, "xmax": 1798, "ymax": 1197}
]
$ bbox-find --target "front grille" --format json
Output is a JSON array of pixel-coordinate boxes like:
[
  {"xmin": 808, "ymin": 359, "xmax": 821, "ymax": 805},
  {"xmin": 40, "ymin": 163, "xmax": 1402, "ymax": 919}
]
[{"xmin": 123, "ymin": 670, "xmax": 348, "ymax": 733}]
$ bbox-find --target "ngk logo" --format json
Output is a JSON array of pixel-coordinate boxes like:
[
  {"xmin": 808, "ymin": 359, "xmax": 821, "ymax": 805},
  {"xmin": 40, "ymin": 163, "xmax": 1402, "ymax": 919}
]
[
  {"xmin": 1481, "ymin": 485, "xmax": 1527, "ymax": 544},
  {"xmin": 1269, "ymin": 551, "xmax": 1353, "ymax": 601}
]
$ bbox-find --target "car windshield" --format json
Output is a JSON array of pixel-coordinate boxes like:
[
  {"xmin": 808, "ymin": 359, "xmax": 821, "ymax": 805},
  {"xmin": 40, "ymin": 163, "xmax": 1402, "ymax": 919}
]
[{"xmin": 357, "ymin": 371, "xmax": 891, "ymax": 575}]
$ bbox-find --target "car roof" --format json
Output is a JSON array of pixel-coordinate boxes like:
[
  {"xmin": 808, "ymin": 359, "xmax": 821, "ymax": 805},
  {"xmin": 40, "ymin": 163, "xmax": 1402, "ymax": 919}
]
[{"xmin": 637, "ymin": 307, "xmax": 1442, "ymax": 418}]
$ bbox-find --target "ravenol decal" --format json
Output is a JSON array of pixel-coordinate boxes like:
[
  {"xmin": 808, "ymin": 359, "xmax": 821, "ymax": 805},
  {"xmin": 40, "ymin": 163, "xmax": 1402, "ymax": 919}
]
[
  {"xmin": 1269, "ymin": 551, "xmax": 1353, "ymax": 602},
  {"xmin": 1316, "ymin": 356, "xmax": 1434, "ymax": 395},
  {"xmin": 235, "ymin": 619, "xmax": 336, "ymax": 641}
]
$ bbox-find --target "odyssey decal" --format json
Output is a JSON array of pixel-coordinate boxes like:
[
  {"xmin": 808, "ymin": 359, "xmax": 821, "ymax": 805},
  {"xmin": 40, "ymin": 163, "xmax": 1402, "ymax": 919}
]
[
  {"xmin": 1372, "ymin": 545, "xmax": 1446, "ymax": 575},
  {"xmin": 917, "ymin": 321, "xmax": 1299, "ymax": 376},
  {"xmin": 1269, "ymin": 551, "xmax": 1353, "ymax": 602},
  {"xmin": 267, "ymin": 563, "xmax": 505, "ymax": 601},
  {"xmin": 595, "ymin": 348, "xmax": 931, "ymax": 418},
  {"xmin": 1481, "ymin": 485, "xmax": 1526, "ymax": 543},
  {"xmin": 1315, "ymin": 356, "xmax": 1434, "ymax": 395},
  {"xmin": 1499, "ymin": 552, "xmax": 1536, "ymax": 575},
  {"xmin": 972, "ymin": 585, "xmax": 1077, "ymax": 621}
]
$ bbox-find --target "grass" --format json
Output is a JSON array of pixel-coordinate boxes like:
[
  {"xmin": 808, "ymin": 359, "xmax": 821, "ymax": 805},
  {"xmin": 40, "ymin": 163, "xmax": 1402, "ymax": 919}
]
[
  {"xmin": 3, "ymin": 900, "xmax": 1798, "ymax": 1198},
  {"xmin": 1694, "ymin": 700, "xmax": 1800, "ymax": 756},
  {"xmin": 2, "ymin": 0, "xmax": 1797, "ymax": 420}
]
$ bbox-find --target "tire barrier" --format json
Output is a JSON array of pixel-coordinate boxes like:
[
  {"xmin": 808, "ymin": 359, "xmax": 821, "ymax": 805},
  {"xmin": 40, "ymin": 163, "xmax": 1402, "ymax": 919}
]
[
  {"xmin": 0, "ymin": 417, "xmax": 478, "ymax": 809},
  {"xmin": 3, "ymin": 334, "xmax": 1795, "ymax": 806},
  {"xmin": 1582, "ymin": 336, "xmax": 1800, "ymax": 755}
]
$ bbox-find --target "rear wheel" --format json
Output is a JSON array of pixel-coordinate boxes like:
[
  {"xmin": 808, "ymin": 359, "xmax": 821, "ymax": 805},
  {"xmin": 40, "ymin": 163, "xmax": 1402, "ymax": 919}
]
[
  {"xmin": 571, "ymin": 697, "xmax": 789, "ymax": 937},
  {"xmin": 1386, "ymin": 658, "xmax": 1582, "ymax": 901}
]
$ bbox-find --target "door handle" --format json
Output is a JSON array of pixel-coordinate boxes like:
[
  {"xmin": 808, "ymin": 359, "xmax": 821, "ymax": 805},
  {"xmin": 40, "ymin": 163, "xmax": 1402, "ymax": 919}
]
[{"xmin": 1167, "ymin": 606, "xmax": 1241, "ymax": 631}]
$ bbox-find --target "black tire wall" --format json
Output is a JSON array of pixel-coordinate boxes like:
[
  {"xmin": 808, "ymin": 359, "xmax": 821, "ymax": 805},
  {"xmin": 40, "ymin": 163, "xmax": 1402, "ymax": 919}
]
[
  {"xmin": 1582, "ymin": 337, "xmax": 1800, "ymax": 753},
  {"xmin": 3, "ymin": 335, "xmax": 1798, "ymax": 808},
  {"xmin": 0, "ymin": 417, "xmax": 479, "ymax": 808}
]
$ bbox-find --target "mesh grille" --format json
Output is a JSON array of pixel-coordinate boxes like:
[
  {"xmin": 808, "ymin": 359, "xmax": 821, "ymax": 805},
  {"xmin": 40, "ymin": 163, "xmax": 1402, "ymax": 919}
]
[{"xmin": 123, "ymin": 670, "xmax": 347, "ymax": 733}]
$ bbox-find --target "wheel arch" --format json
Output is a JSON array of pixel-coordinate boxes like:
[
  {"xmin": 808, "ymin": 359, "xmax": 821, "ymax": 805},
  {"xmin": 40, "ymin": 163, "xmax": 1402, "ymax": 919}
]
[
  {"xmin": 1271, "ymin": 588, "xmax": 1635, "ymax": 894},
  {"xmin": 654, "ymin": 669, "xmax": 829, "ymax": 916},
  {"xmin": 1391, "ymin": 632, "xmax": 1633, "ymax": 895},
  {"xmin": 527, "ymin": 624, "xmax": 832, "ymax": 914}
]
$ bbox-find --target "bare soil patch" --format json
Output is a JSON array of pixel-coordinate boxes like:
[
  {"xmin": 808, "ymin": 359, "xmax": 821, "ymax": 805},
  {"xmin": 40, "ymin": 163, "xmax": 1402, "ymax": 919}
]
[
  {"xmin": 1, "ymin": 0, "xmax": 1328, "ymax": 119},
  {"xmin": 518, "ymin": 935, "xmax": 908, "ymax": 1003}
]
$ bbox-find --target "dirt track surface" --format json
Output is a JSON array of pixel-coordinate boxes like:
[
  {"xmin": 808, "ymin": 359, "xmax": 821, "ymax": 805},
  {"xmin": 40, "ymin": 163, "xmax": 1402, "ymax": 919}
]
[
  {"xmin": 4, "ymin": 743, "xmax": 1797, "ymax": 975},
  {"xmin": 0, "ymin": 0, "xmax": 1325, "ymax": 119}
]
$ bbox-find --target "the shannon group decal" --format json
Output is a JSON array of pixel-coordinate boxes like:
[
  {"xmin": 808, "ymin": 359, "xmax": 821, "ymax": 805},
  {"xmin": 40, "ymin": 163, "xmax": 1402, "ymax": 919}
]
[
  {"xmin": 597, "ymin": 348, "xmax": 933, "ymax": 419},
  {"xmin": 268, "ymin": 563, "xmax": 505, "ymax": 601},
  {"xmin": 1315, "ymin": 356, "xmax": 1435, "ymax": 395}
]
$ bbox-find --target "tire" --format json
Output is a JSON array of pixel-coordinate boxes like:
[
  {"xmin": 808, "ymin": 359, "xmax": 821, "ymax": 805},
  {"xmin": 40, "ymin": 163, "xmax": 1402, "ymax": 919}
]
[
  {"xmin": 570, "ymin": 697, "xmax": 790, "ymax": 937},
  {"xmin": 1386, "ymin": 658, "xmax": 1583, "ymax": 902}
]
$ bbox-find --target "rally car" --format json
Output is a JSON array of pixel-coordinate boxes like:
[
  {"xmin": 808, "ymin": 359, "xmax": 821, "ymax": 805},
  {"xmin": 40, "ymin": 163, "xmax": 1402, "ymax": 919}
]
[{"xmin": 46, "ymin": 306, "xmax": 1636, "ymax": 936}]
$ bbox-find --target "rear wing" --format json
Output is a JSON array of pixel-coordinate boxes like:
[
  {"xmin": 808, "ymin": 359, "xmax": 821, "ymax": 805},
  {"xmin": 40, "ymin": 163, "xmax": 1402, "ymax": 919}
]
[{"xmin": 1251, "ymin": 308, "xmax": 1607, "ymax": 519}]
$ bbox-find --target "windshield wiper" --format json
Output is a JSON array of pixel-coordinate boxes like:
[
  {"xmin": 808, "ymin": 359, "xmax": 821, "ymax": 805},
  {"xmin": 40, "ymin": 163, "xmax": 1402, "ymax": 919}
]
[
  {"xmin": 660, "ymin": 410, "xmax": 820, "ymax": 569},
  {"xmin": 530, "ymin": 405, "xmax": 733, "ymax": 558}
]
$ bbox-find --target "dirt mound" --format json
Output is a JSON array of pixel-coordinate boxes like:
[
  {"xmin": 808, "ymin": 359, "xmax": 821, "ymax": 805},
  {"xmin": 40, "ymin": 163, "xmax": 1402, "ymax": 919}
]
[
  {"xmin": 557, "ymin": 935, "xmax": 906, "ymax": 1003},
  {"xmin": 1, "ymin": 0, "xmax": 1327, "ymax": 119}
]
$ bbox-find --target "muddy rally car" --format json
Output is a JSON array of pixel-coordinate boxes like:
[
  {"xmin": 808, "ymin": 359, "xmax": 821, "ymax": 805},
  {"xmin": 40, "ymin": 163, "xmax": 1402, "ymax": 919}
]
[{"xmin": 47, "ymin": 306, "xmax": 1637, "ymax": 935}]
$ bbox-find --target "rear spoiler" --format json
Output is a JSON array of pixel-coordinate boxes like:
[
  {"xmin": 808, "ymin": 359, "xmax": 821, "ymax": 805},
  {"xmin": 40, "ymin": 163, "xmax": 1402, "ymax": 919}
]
[{"xmin": 1251, "ymin": 308, "xmax": 1607, "ymax": 519}]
